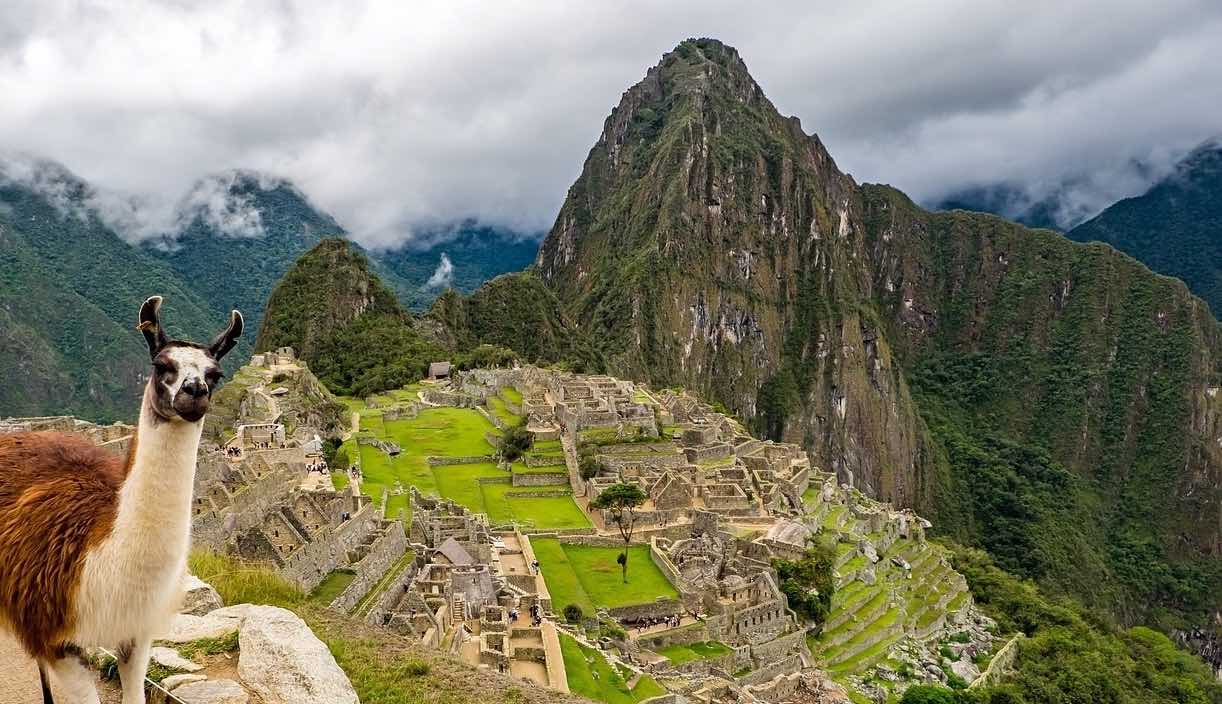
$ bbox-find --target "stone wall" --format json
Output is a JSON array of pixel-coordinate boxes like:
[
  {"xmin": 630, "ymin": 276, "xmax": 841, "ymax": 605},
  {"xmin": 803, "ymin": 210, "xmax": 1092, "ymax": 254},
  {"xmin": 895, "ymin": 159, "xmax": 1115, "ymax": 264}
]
[
  {"xmin": 608, "ymin": 598, "xmax": 683, "ymax": 622},
  {"xmin": 193, "ymin": 465, "xmax": 300, "ymax": 549},
  {"xmin": 969, "ymin": 635, "xmax": 1022, "ymax": 689},
  {"xmin": 363, "ymin": 559, "xmax": 422, "ymax": 628},
  {"xmin": 428, "ymin": 455, "xmax": 496, "ymax": 466},
  {"xmin": 330, "ymin": 520, "xmax": 408, "ymax": 613},
  {"xmin": 280, "ymin": 501, "xmax": 380, "ymax": 592},
  {"xmin": 511, "ymin": 471, "xmax": 570, "ymax": 487}
]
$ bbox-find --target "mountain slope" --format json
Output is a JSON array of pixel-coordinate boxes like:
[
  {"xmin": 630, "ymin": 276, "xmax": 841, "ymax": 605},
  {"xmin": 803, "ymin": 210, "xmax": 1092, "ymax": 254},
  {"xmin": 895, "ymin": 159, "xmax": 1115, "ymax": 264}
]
[
  {"xmin": 533, "ymin": 38, "xmax": 1222, "ymax": 626},
  {"xmin": 255, "ymin": 238, "xmax": 442, "ymax": 397},
  {"xmin": 1068, "ymin": 139, "xmax": 1222, "ymax": 317},
  {"xmin": 143, "ymin": 171, "xmax": 347, "ymax": 336},
  {"xmin": 0, "ymin": 161, "xmax": 223, "ymax": 421},
  {"xmin": 377, "ymin": 224, "xmax": 542, "ymax": 311},
  {"xmin": 426, "ymin": 271, "xmax": 604, "ymax": 371}
]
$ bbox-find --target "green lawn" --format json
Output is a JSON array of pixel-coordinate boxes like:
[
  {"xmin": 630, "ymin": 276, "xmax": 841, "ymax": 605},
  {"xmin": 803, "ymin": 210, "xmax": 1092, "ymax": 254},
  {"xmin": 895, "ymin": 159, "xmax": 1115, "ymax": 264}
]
[
  {"xmin": 309, "ymin": 570, "xmax": 356, "ymax": 605},
  {"xmin": 532, "ymin": 539, "xmax": 677, "ymax": 612},
  {"xmin": 559, "ymin": 633, "xmax": 665, "ymax": 704},
  {"xmin": 486, "ymin": 396, "xmax": 521, "ymax": 427},
  {"xmin": 430, "ymin": 462, "xmax": 508, "ymax": 514},
  {"xmin": 382, "ymin": 407, "xmax": 497, "ymax": 457},
  {"xmin": 500, "ymin": 386, "xmax": 523, "ymax": 405},
  {"xmin": 481, "ymin": 485, "xmax": 591, "ymax": 530},
  {"xmin": 511, "ymin": 461, "xmax": 569, "ymax": 475},
  {"xmin": 657, "ymin": 641, "xmax": 732, "ymax": 665}
]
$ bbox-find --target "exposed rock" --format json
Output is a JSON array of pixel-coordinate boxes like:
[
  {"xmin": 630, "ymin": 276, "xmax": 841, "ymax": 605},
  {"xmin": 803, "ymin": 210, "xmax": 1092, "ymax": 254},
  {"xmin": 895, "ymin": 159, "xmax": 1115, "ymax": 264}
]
[
  {"xmin": 149, "ymin": 646, "xmax": 202, "ymax": 672},
  {"xmin": 950, "ymin": 658, "xmax": 980, "ymax": 684},
  {"xmin": 161, "ymin": 674, "xmax": 208, "ymax": 691},
  {"xmin": 172, "ymin": 678, "xmax": 250, "ymax": 704},
  {"xmin": 237, "ymin": 605, "xmax": 359, "ymax": 704},
  {"xmin": 181, "ymin": 574, "xmax": 224, "ymax": 616},
  {"xmin": 160, "ymin": 613, "xmax": 241, "ymax": 643}
]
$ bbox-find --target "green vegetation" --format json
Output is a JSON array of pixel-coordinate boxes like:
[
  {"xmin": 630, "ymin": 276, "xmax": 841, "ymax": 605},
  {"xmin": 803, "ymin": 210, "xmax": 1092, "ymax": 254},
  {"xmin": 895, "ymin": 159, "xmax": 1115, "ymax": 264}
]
[
  {"xmin": 497, "ymin": 423, "xmax": 532, "ymax": 461},
  {"xmin": 255, "ymin": 238, "xmax": 443, "ymax": 398},
  {"xmin": 531, "ymin": 538, "xmax": 678, "ymax": 612},
  {"xmin": 309, "ymin": 569, "xmax": 357, "ymax": 604},
  {"xmin": 656, "ymin": 641, "xmax": 732, "ymax": 665},
  {"xmin": 428, "ymin": 272, "xmax": 606, "ymax": 372},
  {"xmin": 559, "ymin": 633, "xmax": 665, "ymax": 704},
  {"xmin": 772, "ymin": 541, "xmax": 836, "ymax": 626},
  {"xmin": 918, "ymin": 544, "xmax": 1222, "ymax": 704},
  {"xmin": 1068, "ymin": 139, "xmax": 1222, "ymax": 316},
  {"xmin": 589, "ymin": 483, "xmax": 648, "ymax": 582}
]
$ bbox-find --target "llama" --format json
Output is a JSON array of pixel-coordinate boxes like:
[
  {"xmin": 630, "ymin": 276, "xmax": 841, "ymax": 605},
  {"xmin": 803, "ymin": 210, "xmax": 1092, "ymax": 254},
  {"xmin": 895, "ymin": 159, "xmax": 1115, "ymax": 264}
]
[{"xmin": 0, "ymin": 296, "xmax": 242, "ymax": 704}]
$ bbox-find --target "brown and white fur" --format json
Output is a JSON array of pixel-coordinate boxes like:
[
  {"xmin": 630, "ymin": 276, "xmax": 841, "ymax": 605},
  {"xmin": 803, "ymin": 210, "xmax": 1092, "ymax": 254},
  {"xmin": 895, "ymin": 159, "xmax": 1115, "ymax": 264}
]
[{"xmin": 0, "ymin": 296, "xmax": 242, "ymax": 704}]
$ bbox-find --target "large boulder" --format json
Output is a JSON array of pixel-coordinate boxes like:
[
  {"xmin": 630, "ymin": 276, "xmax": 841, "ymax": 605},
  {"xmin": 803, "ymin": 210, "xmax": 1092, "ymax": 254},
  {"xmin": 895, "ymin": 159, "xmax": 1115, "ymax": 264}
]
[
  {"xmin": 172, "ymin": 679, "xmax": 250, "ymax": 704},
  {"xmin": 160, "ymin": 613, "xmax": 241, "ymax": 643},
  {"xmin": 181, "ymin": 574, "xmax": 224, "ymax": 616},
  {"xmin": 237, "ymin": 606, "xmax": 359, "ymax": 704}
]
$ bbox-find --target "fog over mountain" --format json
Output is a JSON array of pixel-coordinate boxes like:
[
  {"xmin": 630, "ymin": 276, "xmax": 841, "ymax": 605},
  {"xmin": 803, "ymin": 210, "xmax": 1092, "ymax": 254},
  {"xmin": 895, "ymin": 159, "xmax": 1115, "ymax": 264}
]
[{"xmin": 2, "ymin": 1, "xmax": 1220, "ymax": 247}]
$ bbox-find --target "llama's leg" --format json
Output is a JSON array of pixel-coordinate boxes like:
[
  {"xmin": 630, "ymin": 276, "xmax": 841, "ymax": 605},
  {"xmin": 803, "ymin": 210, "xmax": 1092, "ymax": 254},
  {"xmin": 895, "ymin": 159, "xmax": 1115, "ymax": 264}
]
[
  {"xmin": 116, "ymin": 639, "xmax": 151, "ymax": 704},
  {"xmin": 40, "ymin": 650, "xmax": 101, "ymax": 704}
]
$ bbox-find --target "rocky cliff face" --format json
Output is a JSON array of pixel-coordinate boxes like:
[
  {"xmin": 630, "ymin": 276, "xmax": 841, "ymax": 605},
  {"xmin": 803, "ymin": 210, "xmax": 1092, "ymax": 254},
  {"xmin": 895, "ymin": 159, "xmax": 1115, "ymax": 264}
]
[{"xmin": 533, "ymin": 38, "xmax": 1221, "ymax": 624}]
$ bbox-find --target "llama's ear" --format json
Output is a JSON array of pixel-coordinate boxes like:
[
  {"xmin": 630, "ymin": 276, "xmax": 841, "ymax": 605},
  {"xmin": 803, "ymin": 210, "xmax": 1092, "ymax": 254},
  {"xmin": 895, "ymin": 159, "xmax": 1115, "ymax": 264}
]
[
  {"xmin": 137, "ymin": 296, "xmax": 168, "ymax": 359},
  {"xmin": 208, "ymin": 310, "xmax": 243, "ymax": 361}
]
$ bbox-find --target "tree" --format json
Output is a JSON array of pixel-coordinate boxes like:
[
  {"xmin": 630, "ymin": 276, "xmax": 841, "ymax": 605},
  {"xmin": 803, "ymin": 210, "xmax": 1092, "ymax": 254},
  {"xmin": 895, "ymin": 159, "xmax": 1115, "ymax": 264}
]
[
  {"xmin": 578, "ymin": 447, "xmax": 605, "ymax": 480},
  {"xmin": 499, "ymin": 423, "xmax": 533, "ymax": 461},
  {"xmin": 590, "ymin": 483, "xmax": 647, "ymax": 583},
  {"xmin": 771, "ymin": 540, "xmax": 836, "ymax": 626}
]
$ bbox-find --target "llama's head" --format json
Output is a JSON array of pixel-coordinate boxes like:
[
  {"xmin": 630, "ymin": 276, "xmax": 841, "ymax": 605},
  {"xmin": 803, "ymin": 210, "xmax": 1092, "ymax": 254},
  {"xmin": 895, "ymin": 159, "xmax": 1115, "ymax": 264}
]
[{"xmin": 138, "ymin": 296, "xmax": 243, "ymax": 423}]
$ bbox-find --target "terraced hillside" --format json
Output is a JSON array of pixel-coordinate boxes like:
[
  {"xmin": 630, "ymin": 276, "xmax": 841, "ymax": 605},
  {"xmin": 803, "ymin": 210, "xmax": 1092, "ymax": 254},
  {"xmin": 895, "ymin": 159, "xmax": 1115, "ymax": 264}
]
[{"xmin": 803, "ymin": 474, "xmax": 992, "ymax": 698}]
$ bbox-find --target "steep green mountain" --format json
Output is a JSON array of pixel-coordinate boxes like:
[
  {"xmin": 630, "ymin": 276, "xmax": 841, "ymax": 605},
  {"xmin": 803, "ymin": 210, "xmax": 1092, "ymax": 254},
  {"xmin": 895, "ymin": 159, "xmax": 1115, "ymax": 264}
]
[
  {"xmin": 1068, "ymin": 139, "xmax": 1222, "ymax": 317},
  {"xmin": 0, "ymin": 160, "xmax": 223, "ymax": 421},
  {"xmin": 142, "ymin": 171, "xmax": 347, "ymax": 336},
  {"xmin": 425, "ymin": 271, "xmax": 604, "ymax": 371},
  {"xmin": 377, "ymin": 224, "xmax": 542, "ymax": 311},
  {"xmin": 532, "ymin": 38, "xmax": 1222, "ymax": 627},
  {"xmin": 255, "ymin": 238, "xmax": 442, "ymax": 397}
]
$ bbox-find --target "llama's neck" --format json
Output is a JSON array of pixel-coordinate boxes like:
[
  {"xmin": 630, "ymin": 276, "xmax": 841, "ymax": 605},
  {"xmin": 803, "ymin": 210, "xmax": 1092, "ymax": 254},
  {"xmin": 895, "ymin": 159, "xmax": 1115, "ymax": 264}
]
[{"xmin": 111, "ymin": 383, "xmax": 203, "ymax": 562}]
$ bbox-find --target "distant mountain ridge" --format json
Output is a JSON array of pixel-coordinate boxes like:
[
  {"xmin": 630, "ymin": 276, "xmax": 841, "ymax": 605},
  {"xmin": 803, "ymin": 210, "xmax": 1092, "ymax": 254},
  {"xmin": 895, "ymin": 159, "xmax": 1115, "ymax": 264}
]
[
  {"xmin": 0, "ymin": 157, "xmax": 537, "ymax": 419},
  {"xmin": 1067, "ymin": 138, "xmax": 1222, "ymax": 317}
]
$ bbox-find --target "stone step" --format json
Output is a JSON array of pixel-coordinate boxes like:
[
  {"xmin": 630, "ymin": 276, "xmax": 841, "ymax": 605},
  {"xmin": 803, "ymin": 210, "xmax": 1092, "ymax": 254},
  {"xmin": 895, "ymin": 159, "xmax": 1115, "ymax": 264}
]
[
  {"xmin": 826, "ymin": 631, "xmax": 905, "ymax": 676},
  {"xmin": 823, "ymin": 607, "xmax": 904, "ymax": 666},
  {"xmin": 822, "ymin": 590, "xmax": 890, "ymax": 646}
]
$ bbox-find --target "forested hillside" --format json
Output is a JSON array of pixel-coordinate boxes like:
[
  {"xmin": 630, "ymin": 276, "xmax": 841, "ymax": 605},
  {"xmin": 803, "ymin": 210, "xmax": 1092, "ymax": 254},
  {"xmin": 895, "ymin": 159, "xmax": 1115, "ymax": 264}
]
[{"xmin": 525, "ymin": 38, "xmax": 1222, "ymax": 628}]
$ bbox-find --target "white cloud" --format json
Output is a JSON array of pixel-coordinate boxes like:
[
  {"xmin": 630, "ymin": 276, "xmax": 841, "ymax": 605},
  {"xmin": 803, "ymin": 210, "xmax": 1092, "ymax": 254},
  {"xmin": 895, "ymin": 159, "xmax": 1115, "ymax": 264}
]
[
  {"xmin": 424, "ymin": 253, "xmax": 455, "ymax": 290},
  {"xmin": 0, "ymin": 1, "xmax": 1219, "ymax": 246}
]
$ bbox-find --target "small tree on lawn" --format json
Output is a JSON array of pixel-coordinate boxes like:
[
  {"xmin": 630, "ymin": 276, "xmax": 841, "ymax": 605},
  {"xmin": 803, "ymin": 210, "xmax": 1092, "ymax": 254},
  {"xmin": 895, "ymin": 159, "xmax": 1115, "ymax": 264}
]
[
  {"xmin": 499, "ymin": 423, "xmax": 533, "ymax": 462},
  {"xmin": 590, "ymin": 482, "xmax": 647, "ymax": 583}
]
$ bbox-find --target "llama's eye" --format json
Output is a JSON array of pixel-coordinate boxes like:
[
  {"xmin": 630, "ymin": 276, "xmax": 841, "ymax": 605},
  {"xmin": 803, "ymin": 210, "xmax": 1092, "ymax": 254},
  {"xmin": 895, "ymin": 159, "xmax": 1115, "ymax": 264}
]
[{"xmin": 154, "ymin": 361, "xmax": 173, "ymax": 376}]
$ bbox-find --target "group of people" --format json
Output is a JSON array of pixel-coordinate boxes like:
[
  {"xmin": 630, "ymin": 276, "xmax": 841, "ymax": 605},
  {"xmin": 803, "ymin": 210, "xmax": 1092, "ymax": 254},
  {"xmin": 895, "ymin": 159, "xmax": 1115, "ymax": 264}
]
[
  {"xmin": 629, "ymin": 613, "xmax": 684, "ymax": 634},
  {"xmin": 224, "ymin": 446, "xmax": 242, "ymax": 458},
  {"xmin": 507, "ymin": 602, "xmax": 544, "ymax": 627},
  {"xmin": 305, "ymin": 461, "xmax": 328, "ymax": 474}
]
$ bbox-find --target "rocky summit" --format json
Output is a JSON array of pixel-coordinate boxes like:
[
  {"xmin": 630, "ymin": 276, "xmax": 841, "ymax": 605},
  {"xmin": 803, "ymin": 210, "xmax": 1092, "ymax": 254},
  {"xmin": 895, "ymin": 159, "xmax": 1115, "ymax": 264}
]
[{"xmin": 526, "ymin": 38, "xmax": 1221, "ymax": 629}]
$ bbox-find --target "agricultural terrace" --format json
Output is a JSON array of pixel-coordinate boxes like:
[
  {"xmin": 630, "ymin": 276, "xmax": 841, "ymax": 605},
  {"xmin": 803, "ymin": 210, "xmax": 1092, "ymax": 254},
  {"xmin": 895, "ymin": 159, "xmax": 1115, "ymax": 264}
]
[
  {"xmin": 530, "ymin": 538, "xmax": 679, "ymax": 616},
  {"xmin": 559, "ymin": 633, "xmax": 665, "ymax": 704},
  {"xmin": 337, "ymin": 390, "xmax": 590, "ymax": 530}
]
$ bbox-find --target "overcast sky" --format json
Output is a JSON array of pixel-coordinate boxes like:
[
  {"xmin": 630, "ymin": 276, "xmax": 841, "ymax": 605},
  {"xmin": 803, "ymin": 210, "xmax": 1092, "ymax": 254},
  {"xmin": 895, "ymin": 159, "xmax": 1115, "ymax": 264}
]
[{"xmin": 2, "ymin": 1, "xmax": 1220, "ymax": 247}]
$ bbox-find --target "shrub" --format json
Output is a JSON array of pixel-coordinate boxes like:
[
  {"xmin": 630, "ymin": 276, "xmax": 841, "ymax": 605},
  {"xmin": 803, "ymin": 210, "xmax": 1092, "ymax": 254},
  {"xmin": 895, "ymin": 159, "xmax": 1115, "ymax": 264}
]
[
  {"xmin": 563, "ymin": 604, "xmax": 584, "ymax": 623},
  {"xmin": 900, "ymin": 685, "xmax": 959, "ymax": 704},
  {"xmin": 498, "ymin": 424, "xmax": 533, "ymax": 461},
  {"xmin": 771, "ymin": 539, "xmax": 836, "ymax": 626}
]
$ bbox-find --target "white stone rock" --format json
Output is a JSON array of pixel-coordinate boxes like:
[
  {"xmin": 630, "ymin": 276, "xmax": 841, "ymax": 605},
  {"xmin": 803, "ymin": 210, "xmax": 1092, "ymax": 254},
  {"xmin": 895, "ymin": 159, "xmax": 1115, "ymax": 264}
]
[
  {"xmin": 161, "ymin": 674, "xmax": 208, "ymax": 691},
  {"xmin": 160, "ymin": 613, "xmax": 241, "ymax": 643},
  {"xmin": 150, "ymin": 646, "xmax": 203, "ymax": 672},
  {"xmin": 237, "ymin": 605, "xmax": 359, "ymax": 704},
  {"xmin": 950, "ymin": 658, "xmax": 980, "ymax": 684},
  {"xmin": 208, "ymin": 604, "xmax": 256, "ymax": 621},
  {"xmin": 173, "ymin": 678, "xmax": 250, "ymax": 704},
  {"xmin": 182, "ymin": 574, "xmax": 224, "ymax": 616}
]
